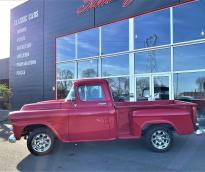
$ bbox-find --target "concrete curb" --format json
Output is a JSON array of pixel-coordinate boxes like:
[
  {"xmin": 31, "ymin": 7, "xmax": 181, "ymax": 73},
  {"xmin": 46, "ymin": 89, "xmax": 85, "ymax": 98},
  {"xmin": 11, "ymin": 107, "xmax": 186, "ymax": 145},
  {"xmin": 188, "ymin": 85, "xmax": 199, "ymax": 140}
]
[{"xmin": 0, "ymin": 110, "xmax": 9, "ymax": 122}]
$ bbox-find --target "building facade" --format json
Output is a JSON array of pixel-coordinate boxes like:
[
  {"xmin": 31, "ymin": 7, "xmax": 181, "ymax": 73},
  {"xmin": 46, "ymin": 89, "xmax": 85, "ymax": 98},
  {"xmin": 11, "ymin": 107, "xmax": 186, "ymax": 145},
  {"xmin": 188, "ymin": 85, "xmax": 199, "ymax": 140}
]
[{"xmin": 10, "ymin": 0, "xmax": 205, "ymax": 109}]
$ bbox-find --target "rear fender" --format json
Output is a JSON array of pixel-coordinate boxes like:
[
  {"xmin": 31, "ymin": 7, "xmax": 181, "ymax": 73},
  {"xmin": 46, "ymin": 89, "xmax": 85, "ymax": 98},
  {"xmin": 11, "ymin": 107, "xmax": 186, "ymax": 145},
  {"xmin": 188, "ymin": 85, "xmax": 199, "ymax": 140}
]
[{"xmin": 133, "ymin": 120, "xmax": 177, "ymax": 138}]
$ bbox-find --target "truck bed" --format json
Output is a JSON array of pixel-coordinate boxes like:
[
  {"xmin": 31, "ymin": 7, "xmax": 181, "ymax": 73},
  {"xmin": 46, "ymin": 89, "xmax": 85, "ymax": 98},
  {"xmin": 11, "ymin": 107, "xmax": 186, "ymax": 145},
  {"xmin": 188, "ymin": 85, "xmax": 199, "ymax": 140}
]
[{"xmin": 114, "ymin": 100, "xmax": 197, "ymax": 138}]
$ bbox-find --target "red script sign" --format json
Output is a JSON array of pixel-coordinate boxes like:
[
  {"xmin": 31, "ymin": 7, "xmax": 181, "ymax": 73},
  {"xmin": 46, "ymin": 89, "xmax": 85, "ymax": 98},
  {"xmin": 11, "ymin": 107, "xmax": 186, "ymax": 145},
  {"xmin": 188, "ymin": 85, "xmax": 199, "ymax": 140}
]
[{"xmin": 77, "ymin": 0, "xmax": 134, "ymax": 14}]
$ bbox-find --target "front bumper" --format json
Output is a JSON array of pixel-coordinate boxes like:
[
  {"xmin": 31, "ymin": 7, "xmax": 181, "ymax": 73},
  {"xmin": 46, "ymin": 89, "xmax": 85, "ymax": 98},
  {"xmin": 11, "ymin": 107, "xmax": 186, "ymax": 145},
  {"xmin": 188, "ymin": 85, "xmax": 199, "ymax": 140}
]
[
  {"xmin": 8, "ymin": 134, "xmax": 16, "ymax": 143},
  {"xmin": 195, "ymin": 128, "xmax": 205, "ymax": 135}
]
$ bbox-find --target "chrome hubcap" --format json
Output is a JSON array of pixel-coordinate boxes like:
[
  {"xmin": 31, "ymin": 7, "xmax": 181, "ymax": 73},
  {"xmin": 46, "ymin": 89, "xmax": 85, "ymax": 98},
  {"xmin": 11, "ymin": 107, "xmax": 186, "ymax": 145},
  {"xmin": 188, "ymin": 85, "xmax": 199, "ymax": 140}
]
[
  {"xmin": 151, "ymin": 130, "xmax": 170, "ymax": 150},
  {"xmin": 32, "ymin": 133, "xmax": 51, "ymax": 153}
]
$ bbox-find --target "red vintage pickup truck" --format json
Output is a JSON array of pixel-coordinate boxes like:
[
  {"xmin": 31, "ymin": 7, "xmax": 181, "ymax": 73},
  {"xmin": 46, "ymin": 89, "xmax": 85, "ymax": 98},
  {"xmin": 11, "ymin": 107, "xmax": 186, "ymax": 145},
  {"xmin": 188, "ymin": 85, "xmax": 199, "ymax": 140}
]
[{"xmin": 8, "ymin": 79, "xmax": 205, "ymax": 155}]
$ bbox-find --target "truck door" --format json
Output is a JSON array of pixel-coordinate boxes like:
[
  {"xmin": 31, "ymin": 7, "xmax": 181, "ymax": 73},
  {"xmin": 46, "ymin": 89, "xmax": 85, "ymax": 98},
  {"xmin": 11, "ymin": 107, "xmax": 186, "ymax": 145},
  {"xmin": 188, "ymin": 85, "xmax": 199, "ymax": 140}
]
[{"xmin": 68, "ymin": 83, "xmax": 111, "ymax": 141}]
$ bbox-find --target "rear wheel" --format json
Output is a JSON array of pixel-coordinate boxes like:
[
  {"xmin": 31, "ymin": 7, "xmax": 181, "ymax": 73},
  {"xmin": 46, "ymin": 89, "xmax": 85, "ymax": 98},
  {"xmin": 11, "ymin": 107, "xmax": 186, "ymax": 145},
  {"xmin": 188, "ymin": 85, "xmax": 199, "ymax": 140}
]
[
  {"xmin": 145, "ymin": 126, "xmax": 173, "ymax": 152},
  {"xmin": 27, "ymin": 128, "xmax": 55, "ymax": 156}
]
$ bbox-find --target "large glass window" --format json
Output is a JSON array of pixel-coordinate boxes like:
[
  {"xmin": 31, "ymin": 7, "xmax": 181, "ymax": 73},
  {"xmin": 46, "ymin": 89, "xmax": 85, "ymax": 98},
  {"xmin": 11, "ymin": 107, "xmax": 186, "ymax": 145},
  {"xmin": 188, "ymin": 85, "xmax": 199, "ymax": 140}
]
[
  {"xmin": 134, "ymin": 9, "xmax": 170, "ymax": 49},
  {"xmin": 77, "ymin": 28, "xmax": 99, "ymax": 58},
  {"xmin": 78, "ymin": 59, "xmax": 98, "ymax": 78},
  {"xmin": 174, "ymin": 72, "xmax": 205, "ymax": 118},
  {"xmin": 102, "ymin": 20, "xmax": 129, "ymax": 55},
  {"xmin": 56, "ymin": 35, "xmax": 75, "ymax": 62},
  {"xmin": 57, "ymin": 80, "xmax": 73, "ymax": 99},
  {"xmin": 173, "ymin": 0, "xmax": 205, "ymax": 42},
  {"xmin": 106, "ymin": 77, "xmax": 129, "ymax": 102},
  {"xmin": 174, "ymin": 44, "xmax": 205, "ymax": 71},
  {"xmin": 174, "ymin": 72, "xmax": 205, "ymax": 99},
  {"xmin": 102, "ymin": 55, "xmax": 129, "ymax": 77},
  {"xmin": 135, "ymin": 48, "xmax": 171, "ymax": 74},
  {"xmin": 57, "ymin": 63, "xmax": 75, "ymax": 80}
]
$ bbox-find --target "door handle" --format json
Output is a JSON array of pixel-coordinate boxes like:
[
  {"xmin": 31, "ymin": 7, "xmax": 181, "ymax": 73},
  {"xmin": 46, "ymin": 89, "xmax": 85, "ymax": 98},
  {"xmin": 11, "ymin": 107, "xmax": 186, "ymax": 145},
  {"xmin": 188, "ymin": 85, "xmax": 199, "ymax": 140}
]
[{"xmin": 98, "ymin": 102, "xmax": 107, "ymax": 106}]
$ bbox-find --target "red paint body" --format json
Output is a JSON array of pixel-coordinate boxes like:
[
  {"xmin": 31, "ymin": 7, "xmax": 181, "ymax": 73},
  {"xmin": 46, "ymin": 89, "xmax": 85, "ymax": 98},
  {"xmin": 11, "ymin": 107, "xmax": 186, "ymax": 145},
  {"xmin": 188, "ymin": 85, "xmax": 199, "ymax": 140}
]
[{"xmin": 9, "ymin": 79, "xmax": 197, "ymax": 142}]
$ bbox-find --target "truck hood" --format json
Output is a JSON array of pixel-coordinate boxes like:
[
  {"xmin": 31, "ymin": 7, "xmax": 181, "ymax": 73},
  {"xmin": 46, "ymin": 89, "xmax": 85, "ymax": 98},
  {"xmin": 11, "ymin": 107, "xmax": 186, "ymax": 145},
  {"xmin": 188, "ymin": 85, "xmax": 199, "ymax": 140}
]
[{"xmin": 20, "ymin": 99, "xmax": 69, "ymax": 111}]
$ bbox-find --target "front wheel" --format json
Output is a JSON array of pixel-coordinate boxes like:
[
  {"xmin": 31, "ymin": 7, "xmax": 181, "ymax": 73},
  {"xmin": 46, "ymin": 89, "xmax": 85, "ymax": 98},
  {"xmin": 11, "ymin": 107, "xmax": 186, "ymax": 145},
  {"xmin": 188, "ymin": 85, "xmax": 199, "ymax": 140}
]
[
  {"xmin": 27, "ymin": 128, "xmax": 55, "ymax": 156},
  {"xmin": 145, "ymin": 126, "xmax": 173, "ymax": 152}
]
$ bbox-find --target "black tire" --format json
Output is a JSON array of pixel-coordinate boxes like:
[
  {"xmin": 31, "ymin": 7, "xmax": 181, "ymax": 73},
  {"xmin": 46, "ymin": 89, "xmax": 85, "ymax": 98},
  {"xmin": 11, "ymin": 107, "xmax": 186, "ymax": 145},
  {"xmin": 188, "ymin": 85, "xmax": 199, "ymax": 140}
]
[
  {"xmin": 144, "ymin": 126, "xmax": 173, "ymax": 152},
  {"xmin": 27, "ymin": 128, "xmax": 55, "ymax": 156}
]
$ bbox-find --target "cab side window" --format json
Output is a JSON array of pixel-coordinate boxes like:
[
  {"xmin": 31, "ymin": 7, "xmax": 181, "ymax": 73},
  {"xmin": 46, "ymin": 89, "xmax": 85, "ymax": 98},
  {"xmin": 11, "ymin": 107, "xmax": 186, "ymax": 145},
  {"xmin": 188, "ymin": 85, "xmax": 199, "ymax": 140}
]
[{"xmin": 78, "ymin": 85, "xmax": 105, "ymax": 101}]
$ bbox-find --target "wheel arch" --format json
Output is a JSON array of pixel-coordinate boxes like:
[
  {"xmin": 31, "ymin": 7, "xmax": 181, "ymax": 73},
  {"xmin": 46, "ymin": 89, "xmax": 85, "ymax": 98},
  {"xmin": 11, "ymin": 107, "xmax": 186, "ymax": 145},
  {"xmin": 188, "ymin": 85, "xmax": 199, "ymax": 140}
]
[
  {"xmin": 22, "ymin": 123, "xmax": 60, "ymax": 140},
  {"xmin": 141, "ymin": 121, "xmax": 176, "ymax": 136}
]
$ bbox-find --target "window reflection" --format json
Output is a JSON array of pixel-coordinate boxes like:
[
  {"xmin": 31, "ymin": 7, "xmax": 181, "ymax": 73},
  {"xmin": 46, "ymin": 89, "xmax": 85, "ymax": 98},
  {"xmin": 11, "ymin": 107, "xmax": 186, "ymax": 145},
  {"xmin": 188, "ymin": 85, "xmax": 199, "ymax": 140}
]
[
  {"xmin": 78, "ymin": 59, "xmax": 98, "ymax": 78},
  {"xmin": 106, "ymin": 77, "xmax": 129, "ymax": 102},
  {"xmin": 154, "ymin": 76, "xmax": 169, "ymax": 100},
  {"xmin": 77, "ymin": 28, "xmax": 99, "ymax": 58},
  {"xmin": 174, "ymin": 0, "xmax": 205, "ymax": 42},
  {"xmin": 56, "ymin": 35, "xmax": 75, "ymax": 62},
  {"xmin": 57, "ymin": 63, "xmax": 75, "ymax": 80},
  {"xmin": 136, "ymin": 77, "xmax": 150, "ymax": 101},
  {"xmin": 78, "ymin": 85, "xmax": 105, "ymax": 101},
  {"xmin": 174, "ymin": 72, "xmax": 205, "ymax": 99},
  {"xmin": 174, "ymin": 72, "xmax": 205, "ymax": 118},
  {"xmin": 57, "ymin": 80, "xmax": 73, "ymax": 99},
  {"xmin": 174, "ymin": 44, "xmax": 205, "ymax": 71},
  {"xmin": 134, "ymin": 9, "xmax": 170, "ymax": 49},
  {"xmin": 135, "ymin": 48, "xmax": 171, "ymax": 74},
  {"xmin": 102, "ymin": 20, "xmax": 129, "ymax": 54},
  {"xmin": 102, "ymin": 55, "xmax": 129, "ymax": 77}
]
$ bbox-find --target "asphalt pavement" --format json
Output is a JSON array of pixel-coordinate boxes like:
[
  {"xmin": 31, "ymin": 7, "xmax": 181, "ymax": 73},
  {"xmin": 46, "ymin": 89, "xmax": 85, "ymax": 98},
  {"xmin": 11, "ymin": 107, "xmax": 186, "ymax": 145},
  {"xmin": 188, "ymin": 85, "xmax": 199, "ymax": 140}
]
[{"xmin": 0, "ymin": 121, "xmax": 205, "ymax": 172}]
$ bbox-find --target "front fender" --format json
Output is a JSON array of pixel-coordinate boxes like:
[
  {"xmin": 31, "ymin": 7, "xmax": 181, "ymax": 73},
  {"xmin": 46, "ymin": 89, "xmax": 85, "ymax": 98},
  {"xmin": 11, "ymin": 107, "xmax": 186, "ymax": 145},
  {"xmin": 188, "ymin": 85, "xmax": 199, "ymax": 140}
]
[
  {"xmin": 12, "ymin": 121, "xmax": 61, "ymax": 141},
  {"xmin": 9, "ymin": 109, "xmax": 69, "ymax": 141}
]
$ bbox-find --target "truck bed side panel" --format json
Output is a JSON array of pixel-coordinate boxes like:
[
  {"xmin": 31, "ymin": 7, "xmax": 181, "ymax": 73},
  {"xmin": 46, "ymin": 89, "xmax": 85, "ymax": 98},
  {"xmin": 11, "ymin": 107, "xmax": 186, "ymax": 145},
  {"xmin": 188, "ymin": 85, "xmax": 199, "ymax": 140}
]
[{"xmin": 132, "ymin": 108, "xmax": 195, "ymax": 137}]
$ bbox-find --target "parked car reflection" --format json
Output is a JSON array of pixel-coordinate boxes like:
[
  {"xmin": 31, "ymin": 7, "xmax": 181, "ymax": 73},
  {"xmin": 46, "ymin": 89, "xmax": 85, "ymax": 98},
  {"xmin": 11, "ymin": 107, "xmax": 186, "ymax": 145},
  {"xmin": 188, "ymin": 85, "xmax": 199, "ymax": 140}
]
[{"xmin": 176, "ymin": 96, "xmax": 205, "ymax": 119}]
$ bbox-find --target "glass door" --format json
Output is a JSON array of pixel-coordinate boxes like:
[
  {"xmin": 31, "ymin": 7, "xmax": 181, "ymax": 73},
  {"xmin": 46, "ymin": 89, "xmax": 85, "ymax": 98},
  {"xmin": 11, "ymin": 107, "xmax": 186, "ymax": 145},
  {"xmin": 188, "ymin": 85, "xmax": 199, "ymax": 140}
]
[{"xmin": 136, "ymin": 74, "xmax": 171, "ymax": 101}]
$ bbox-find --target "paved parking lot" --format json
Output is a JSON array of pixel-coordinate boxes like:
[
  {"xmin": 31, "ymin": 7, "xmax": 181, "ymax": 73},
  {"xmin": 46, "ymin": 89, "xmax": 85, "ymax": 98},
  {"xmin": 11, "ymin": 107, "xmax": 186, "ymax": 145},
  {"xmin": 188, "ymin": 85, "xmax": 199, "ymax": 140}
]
[{"xmin": 1, "ymin": 121, "xmax": 205, "ymax": 172}]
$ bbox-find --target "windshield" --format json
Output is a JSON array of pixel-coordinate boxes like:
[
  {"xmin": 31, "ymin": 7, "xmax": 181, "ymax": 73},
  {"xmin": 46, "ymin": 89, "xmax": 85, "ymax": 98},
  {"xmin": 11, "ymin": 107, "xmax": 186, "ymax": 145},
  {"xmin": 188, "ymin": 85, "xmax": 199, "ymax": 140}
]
[{"xmin": 66, "ymin": 85, "xmax": 75, "ymax": 100}]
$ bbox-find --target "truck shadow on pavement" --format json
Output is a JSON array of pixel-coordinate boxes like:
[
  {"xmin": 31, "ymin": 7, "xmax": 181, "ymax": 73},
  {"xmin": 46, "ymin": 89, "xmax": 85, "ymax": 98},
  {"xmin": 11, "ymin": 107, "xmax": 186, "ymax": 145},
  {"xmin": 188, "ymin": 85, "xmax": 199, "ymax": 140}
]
[
  {"xmin": 0, "ymin": 121, "xmax": 12, "ymax": 141},
  {"xmin": 16, "ymin": 134, "xmax": 205, "ymax": 172}
]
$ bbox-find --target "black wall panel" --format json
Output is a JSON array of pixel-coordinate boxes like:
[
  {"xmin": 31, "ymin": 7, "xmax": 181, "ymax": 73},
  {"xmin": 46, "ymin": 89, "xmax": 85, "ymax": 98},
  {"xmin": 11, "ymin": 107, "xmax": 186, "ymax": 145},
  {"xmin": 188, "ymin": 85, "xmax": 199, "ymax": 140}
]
[
  {"xmin": 10, "ymin": 0, "xmax": 44, "ymax": 109},
  {"xmin": 94, "ymin": 0, "xmax": 179, "ymax": 26}
]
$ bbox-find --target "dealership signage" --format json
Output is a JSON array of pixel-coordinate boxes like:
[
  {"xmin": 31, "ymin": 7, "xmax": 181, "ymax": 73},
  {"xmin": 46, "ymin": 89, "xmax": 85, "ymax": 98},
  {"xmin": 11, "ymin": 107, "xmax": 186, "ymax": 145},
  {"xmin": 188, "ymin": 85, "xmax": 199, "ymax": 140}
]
[
  {"xmin": 12, "ymin": 10, "xmax": 41, "ymax": 77},
  {"xmin": 77, "ymin": 0, "xmax": 134, "ymax": 14},
  {"xmin": 14, "ymin": 10, "xmax": 39, "ymax": 26}
]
